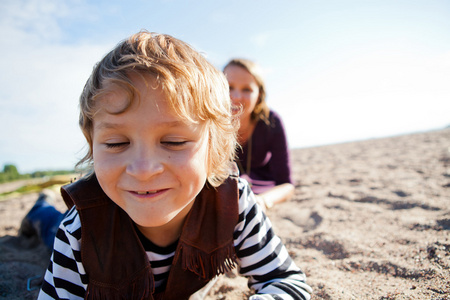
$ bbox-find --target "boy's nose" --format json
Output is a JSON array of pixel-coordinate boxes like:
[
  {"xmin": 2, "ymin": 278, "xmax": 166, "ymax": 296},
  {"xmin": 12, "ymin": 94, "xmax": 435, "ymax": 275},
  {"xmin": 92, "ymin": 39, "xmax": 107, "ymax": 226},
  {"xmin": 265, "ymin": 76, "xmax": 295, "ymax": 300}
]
[{"xmin": 126, "ymin": 152, "xmax": 164, "ymax": 180}]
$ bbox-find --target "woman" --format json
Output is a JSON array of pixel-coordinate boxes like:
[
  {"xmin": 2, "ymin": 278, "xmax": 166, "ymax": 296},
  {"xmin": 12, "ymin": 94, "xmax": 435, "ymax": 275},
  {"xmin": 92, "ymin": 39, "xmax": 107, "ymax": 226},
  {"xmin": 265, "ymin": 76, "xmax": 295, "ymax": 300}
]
[{"xmin": 224, "ymin": 58, "xmax": 294, "ymax": 210}]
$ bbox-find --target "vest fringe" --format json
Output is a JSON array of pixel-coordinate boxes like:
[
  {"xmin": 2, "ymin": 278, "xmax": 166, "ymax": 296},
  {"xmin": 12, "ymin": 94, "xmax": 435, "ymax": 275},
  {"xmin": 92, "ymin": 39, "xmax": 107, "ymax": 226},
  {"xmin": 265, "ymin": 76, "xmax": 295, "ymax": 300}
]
[
  {"xmin": 86, "ymin": 265, "xmax": 154, "ymax": 300},
  {"xmin": 181, "ymin": 242, "xmax": 237, "ymax": 279},
  {"xmin": 62, "ymin": 174, "xmax": 239, "ymax": 299}
]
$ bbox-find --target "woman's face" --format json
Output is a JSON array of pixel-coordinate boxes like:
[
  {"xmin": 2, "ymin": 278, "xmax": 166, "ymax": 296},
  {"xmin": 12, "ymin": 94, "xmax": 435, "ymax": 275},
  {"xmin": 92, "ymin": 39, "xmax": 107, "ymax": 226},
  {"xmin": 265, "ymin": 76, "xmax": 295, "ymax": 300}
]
[{"xmin": 224, "ymin": 65, "xmax": 260, "ymax": 120}]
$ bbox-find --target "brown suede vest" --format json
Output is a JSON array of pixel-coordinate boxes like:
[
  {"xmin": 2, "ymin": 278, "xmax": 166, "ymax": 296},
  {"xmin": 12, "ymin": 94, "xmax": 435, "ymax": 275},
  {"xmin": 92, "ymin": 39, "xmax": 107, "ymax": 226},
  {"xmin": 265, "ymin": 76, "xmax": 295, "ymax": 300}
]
[{"xmin": 61, "ymin": 174, "xmax": 239, "ymax": 300}]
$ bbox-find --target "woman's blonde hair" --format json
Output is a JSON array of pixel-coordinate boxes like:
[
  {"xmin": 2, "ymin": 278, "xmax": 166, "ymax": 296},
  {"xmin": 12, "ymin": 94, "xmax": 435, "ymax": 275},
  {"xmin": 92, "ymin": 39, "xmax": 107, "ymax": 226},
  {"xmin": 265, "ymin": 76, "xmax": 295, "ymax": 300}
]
[
  {"xmin": 224, "ymin": 58, "xmax": 270, "ymax": 123},
  {"xmin": 77, "ymin": 31, "xmax": 238, "ymax": 187}
]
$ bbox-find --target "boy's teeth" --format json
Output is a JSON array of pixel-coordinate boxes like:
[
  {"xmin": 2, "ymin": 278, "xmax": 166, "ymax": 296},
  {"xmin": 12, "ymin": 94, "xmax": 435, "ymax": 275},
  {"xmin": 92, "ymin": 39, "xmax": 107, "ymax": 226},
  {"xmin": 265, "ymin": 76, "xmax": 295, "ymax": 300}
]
[{"xmin": 137, "ymin": 191, "xmax": 157, "ymax": 195}]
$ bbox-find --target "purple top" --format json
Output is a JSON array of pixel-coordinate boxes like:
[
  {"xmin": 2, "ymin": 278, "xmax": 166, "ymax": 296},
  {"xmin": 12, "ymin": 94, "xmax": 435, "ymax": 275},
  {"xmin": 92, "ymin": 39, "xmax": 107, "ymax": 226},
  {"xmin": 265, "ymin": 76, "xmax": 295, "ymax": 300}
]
[{"xmin": 236, "ymin": 110, "xmax": 293, "ymax": 194}]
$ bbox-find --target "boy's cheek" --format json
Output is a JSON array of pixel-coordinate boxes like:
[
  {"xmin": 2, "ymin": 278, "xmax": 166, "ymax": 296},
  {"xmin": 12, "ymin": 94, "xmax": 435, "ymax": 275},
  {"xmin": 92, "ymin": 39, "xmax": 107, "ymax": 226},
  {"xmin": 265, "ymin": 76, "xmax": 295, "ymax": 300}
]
[{"xmin": 92, "ymin": 151, "xmax": 120, "ymax": 174}]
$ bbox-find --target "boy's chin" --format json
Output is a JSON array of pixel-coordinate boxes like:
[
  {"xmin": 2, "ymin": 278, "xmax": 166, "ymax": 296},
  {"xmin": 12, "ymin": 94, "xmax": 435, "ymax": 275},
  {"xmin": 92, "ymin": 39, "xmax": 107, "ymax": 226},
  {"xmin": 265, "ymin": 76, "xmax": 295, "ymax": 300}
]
[
  {"xmin": 131, "ymin": 206, "xmax": 190, "ymax": 230},
  {"xmin": 132, "ymin": 214, "xmax": 176, "ymax": 229}
]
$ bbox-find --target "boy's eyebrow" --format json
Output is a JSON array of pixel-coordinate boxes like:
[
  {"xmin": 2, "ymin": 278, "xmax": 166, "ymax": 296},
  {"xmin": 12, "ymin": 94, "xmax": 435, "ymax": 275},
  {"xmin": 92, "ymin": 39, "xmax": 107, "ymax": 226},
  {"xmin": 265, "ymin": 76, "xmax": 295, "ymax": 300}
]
[{"xmin": 94, "ymin": 120, "xmax": 187, "ymax": 130}]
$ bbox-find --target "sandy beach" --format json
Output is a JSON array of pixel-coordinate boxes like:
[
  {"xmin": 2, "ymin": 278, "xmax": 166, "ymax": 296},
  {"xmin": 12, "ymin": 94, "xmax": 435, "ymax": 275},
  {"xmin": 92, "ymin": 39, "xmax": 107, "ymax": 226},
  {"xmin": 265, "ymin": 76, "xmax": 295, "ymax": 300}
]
[{"xmin": 1, "ymin": 128, "xmax": 449, "ymax": 299}]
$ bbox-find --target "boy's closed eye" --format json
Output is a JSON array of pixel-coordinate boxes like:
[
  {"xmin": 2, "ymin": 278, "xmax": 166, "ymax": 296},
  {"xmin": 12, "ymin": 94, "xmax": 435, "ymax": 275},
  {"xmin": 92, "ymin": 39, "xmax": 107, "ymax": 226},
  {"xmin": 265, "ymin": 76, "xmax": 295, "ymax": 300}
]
[
  {"xmin": 105, "ymin": 142, "xmax": 129, "ymax": 149},
  {"xmin": 104, "ymin": 140, "xmax": 188, "ymax": 149},
  {"xmin": 161, "ymin": 140, "xmax": 188, "ymax": 149}
]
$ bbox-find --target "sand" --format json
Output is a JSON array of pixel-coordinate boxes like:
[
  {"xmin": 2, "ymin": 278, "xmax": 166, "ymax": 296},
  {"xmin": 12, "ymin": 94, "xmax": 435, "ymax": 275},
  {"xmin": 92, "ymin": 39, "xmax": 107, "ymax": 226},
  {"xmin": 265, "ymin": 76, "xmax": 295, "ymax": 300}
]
[{"xmin": 1, "ymin": 128, "xmax": 449, "ymax": 299}]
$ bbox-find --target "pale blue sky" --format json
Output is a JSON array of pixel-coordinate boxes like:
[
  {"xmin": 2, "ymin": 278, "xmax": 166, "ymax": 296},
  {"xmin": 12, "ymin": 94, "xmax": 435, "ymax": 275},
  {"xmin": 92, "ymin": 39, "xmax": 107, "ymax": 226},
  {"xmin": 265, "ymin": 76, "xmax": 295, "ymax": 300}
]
[{"xmin": 1, "ymin": 0, "xmax": 449, "ymax": 173}]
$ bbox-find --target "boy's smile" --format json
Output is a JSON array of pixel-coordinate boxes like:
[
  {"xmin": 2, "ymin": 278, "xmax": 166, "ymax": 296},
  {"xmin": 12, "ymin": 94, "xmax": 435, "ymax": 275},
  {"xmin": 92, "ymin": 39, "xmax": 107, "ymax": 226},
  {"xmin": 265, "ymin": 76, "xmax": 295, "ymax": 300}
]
[{"xmin": 92, "ymin": 73, "xmax": 209, "ymax": 247}]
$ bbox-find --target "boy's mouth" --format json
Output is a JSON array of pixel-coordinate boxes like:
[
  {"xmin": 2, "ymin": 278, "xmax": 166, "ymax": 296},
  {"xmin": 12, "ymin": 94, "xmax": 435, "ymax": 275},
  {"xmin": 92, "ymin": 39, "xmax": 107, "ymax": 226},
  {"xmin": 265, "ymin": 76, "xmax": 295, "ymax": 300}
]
[{"xmin": 136, "ymin": 190, "xmax": 159, "ymax": 195}]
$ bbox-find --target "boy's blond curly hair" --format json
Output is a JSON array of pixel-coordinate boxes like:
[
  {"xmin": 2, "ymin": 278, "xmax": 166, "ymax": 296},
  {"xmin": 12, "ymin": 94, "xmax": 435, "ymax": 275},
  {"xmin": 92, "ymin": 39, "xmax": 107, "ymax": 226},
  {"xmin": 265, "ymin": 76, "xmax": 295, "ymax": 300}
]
[{"xmin": 77, "ymin": 31, "xmax": 238, "ymax": 187}]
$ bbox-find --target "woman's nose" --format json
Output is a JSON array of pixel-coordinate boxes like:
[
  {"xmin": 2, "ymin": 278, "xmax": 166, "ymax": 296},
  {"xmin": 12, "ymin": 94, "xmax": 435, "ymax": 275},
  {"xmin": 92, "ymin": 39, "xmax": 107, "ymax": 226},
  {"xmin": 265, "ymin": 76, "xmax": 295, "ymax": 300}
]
[{"xmin": 230, "ymin": 89, "xmax": 241, "ymax": 101}]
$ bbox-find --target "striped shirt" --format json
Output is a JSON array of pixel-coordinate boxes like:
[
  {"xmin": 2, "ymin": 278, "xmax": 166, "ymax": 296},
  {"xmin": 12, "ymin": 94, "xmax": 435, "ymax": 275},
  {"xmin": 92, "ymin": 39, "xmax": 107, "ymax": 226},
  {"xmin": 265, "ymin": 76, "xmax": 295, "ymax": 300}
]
[{"xmin": 38, "ymin": 178, "xmax": 312, "ymax": 300}]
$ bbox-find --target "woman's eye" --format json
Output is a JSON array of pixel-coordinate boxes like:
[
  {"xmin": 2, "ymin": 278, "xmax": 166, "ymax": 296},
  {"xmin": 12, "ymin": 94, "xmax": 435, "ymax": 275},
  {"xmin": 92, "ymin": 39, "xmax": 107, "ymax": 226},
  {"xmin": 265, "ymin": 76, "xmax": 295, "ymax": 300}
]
[{"xmin": 105, "ymin": 142, "xmax": 129, "ymax": 149}]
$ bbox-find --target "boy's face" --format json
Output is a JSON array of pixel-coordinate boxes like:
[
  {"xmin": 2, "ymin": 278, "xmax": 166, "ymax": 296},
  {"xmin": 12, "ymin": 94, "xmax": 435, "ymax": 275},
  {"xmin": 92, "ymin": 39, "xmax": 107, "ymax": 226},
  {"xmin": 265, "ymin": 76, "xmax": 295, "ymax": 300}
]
[{"xmin": 92, "ymin": 73, "xmax": 209, "ymax": 244}]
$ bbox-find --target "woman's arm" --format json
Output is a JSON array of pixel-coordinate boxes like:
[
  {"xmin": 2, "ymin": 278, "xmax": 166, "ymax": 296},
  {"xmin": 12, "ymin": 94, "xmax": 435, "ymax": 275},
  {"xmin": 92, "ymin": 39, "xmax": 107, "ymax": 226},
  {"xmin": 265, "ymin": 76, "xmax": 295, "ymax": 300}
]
[
  {"xmin": 257, "ymin": 112, "xmax": 295, "ymax": 210},
  {"xmin": 267, "ymin": 111, "xmax": 293, "ymax": 185},
  {"xmin": 256, "ymin": 182, "xmax": 295, "ymax": 210}
]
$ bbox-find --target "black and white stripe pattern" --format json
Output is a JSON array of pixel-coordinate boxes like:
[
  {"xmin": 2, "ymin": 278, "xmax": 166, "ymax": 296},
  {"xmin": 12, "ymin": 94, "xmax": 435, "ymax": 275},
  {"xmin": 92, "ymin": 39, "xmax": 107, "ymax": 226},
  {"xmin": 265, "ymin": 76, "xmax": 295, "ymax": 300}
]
[{"xmin": 38, "ymin": 178, "xmax": 311, "ymax": 299}]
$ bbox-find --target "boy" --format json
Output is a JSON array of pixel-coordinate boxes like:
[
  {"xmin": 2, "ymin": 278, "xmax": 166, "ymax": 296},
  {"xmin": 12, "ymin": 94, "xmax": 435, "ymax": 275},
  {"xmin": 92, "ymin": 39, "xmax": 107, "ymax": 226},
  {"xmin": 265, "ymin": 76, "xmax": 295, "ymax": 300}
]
[{"xmin": 38, "ymin": 31, "xmax": 312, "ymax": 299}]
